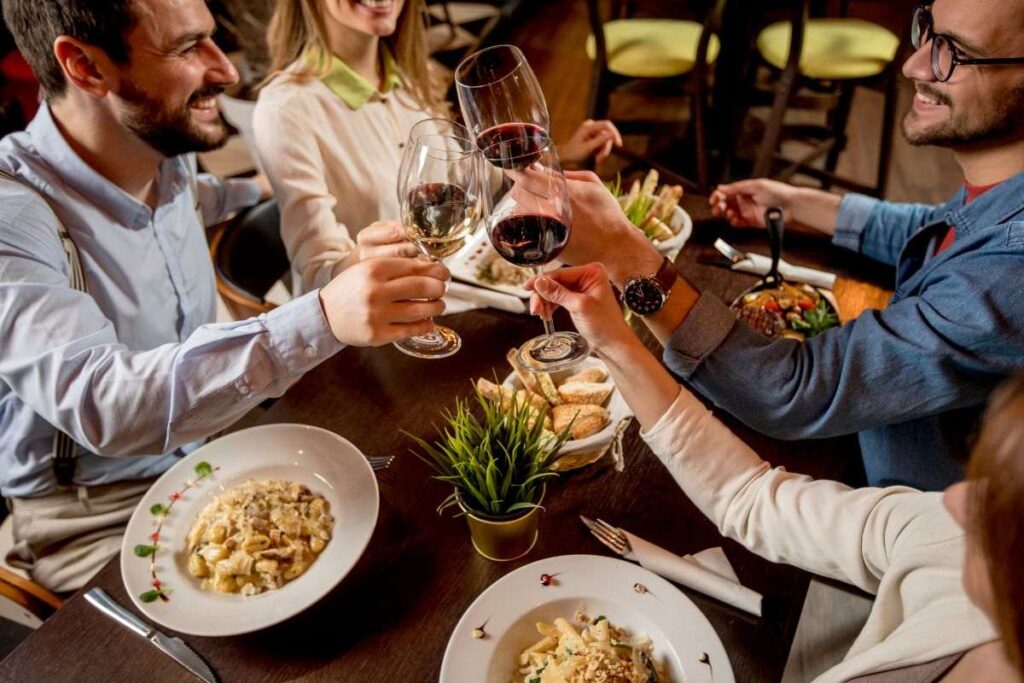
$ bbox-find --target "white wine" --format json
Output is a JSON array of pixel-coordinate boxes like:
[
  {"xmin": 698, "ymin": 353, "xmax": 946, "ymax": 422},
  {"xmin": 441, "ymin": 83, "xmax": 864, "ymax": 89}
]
[{"xmin": 405, "ymin": 183, "xmax": 477, "ymax": 260}]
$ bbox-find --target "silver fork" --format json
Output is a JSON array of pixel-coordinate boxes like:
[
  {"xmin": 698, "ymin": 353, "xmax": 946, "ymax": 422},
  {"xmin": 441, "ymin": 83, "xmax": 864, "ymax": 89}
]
[
  {"xmin": 368, "ymin": 455, "xmax": 395, "ymax": 471},
  {"xmin": 580, "ymin": 515, "xmax": 632, "ymax": 556},
  {"xmin": 713, "ymin": 238, "xmax": 751, "ymax": 265}
]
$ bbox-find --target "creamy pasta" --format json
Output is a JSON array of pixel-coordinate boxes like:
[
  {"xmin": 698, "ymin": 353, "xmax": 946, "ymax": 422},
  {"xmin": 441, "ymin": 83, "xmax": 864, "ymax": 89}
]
[
  {"xmin": 516, "ymin": 612, "xmax": 668, "ymax": 683},
  {"xmin": 185, "ymin": 480, "xmax": 332, "ymax": 596}
]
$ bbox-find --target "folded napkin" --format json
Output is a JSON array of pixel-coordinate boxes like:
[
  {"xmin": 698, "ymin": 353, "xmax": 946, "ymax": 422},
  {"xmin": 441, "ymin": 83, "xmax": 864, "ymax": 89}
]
[
  {"xmin": 622, "ymin": 529, "xmax": 763, "ymax": 617},
  {"xmin": 715, "ymin": 240, "xmax": 836, "ymax": 290},
  {"xmin": 444, "ymin": 281, "xmax": 528, "ymax": 315}
]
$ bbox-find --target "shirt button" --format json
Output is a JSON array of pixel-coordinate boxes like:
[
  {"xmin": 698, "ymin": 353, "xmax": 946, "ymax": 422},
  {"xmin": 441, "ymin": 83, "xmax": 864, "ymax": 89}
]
[
  {"xmin": 238, "ymin": 383, "xmax": 251, "ymax": 396},
  {"xmin": 304, "ymin": 346, "xmax": 317, "ymax": 359}
]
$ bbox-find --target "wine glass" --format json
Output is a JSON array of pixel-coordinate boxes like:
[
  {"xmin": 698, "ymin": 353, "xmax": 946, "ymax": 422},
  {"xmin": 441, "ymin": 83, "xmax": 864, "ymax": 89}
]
[
  {"xmin": 454, "ymin": 44, "xmax": 551, "ymax": 166},
  {"xmin": 480, "ymin": 133, "xmax": 590, "ymax": 371},
  {"xmin": 393, "ymin": 119, "xmax": 482, "ymax": 359}
]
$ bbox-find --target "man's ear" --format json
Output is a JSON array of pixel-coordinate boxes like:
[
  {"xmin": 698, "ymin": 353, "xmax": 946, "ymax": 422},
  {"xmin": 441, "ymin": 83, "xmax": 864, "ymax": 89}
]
[{"xmin": 52, "ymin": 36, "xmax": 119, "ymax": 98}]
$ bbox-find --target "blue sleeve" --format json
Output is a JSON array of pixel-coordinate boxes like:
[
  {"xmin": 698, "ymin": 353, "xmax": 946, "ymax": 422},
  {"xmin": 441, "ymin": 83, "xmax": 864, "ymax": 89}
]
[
  {"xmin": 833, "ymin": 194, "xmax": 948, "ymax": 266},
  {"xmin": 663, "ymin": 250, "xmax": 1024, "ymax": 439}
]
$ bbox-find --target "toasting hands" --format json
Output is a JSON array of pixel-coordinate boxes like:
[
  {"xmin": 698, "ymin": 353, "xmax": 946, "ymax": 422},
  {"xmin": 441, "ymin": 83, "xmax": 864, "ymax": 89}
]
[
  {"xmin": 525, "ymin": 263, "xmax": 631, "ymax": 349},
  {"xmin": 320, "ymin": 257, "xmax": 449, "ymax": 346}
]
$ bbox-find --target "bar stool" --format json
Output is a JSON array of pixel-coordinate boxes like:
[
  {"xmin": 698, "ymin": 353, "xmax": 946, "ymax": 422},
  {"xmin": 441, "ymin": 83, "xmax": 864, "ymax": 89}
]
[
  {"xmin": 751, "ymin": 0, "xmax": 902, "ymax": 196},
  {"xmin": 585, "ymin": 0, "xmax": 725, "ymax": 189}
]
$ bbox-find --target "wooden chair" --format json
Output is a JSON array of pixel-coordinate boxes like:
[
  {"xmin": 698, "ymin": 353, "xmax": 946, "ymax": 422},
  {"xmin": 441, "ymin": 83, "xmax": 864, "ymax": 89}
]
[
  {"xmin": 208, "ymin": 200, "xmax": 290, "ymax": 320},
  {"xmin": 0, "ymin": 567, "xmax": 62, "ymax": 629},
  {"xmin": 751, "ymin": 0, "xmax": 903, "ymax": 196},
  {"xmin": 585, "ymin": 0, "xmax": 727, "ymax": 190},
  {"xmin": 425, "ymin": 1, "xmax": 504, "ymax": 59}
]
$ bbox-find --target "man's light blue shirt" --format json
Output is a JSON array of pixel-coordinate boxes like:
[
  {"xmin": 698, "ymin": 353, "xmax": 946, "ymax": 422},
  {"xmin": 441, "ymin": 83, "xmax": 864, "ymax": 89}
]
[{"xmin": 0, "ymin": 105, "xmax": 343, "ymax": 497}]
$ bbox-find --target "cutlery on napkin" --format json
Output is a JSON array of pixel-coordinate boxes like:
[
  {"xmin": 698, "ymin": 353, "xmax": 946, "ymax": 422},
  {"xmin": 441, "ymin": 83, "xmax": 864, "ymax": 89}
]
[
  {"xmin": 714, "ymin": 238, "xmax": 836, "ymax": 290},
  {"xmin": 581, "ymin": 515, "xmax": 763, "ymax": 617},
  {"xmin": 444, "ymin": 281, "xmax": 528, "ymax": 315},
  {"xmin": 84, "ymin": 588, "xmax": 217, "ymax": 682}
]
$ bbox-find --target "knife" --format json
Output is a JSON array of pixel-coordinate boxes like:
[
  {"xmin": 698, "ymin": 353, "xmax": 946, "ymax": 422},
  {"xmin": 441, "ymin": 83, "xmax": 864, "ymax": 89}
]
[{"xmin": 84, "ymin": 588, "xmax": 217, "ymax": 683}]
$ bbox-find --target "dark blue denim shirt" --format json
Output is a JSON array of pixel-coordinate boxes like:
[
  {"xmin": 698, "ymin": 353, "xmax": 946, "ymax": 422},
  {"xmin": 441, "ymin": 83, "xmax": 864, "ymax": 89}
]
[{"xmin": 664, "ymin": 173, "xmax": 1024, "ymax": 490}]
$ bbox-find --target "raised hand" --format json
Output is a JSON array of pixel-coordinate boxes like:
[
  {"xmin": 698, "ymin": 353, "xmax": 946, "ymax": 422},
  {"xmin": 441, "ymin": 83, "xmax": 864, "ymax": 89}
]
[
  {"xmin": 525, "ymin": 263, "xmax": 632, "ymax": 349},
  {"xmin": 559, "ymin": 119, "xmax": 623, "ymax": 164}
]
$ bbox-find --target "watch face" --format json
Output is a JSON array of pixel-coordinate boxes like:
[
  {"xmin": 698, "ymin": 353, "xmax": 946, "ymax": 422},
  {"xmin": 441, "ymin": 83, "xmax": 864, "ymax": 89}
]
[{"xmin": 624, "ymin": 278, "xmax": 665, "ymax": 316}]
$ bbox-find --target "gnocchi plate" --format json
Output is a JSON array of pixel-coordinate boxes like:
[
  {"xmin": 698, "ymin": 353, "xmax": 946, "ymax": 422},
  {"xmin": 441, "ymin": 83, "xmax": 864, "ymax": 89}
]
[{"xmin": 120, "ymin": 424, "xmax": 378, "ymax": 636}]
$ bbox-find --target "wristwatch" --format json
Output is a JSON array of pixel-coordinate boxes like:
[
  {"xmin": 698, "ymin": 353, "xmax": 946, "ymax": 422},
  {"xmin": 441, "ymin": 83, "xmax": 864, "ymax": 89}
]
[{"xmin": 622, "ymin": 257, "xmax": 679, "ymax": 316}]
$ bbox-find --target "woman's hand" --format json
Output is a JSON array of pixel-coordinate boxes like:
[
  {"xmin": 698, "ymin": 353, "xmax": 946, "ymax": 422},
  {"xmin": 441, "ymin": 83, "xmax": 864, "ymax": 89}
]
[
  {"xmin": 525, "ymin": 263, "xmax": 633, "ymax": 350},
  {"xmin": 559, "ymin": 119, "xmax": 623, "ymax": 164}
]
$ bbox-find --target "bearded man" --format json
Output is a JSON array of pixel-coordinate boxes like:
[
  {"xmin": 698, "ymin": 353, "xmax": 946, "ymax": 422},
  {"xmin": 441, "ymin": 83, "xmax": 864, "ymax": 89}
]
[
  {"xmin": 0, "ymin": 0, "xmax": 447, "ymax": 593},
  {"xmin": 542, "ymin": 0, "xmax": 1024, "ymax": 490}
]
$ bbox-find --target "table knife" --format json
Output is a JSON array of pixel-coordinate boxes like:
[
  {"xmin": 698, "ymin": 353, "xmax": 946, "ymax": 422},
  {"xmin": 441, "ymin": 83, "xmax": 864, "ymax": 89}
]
[{"xmin": 84, "ymin": 588, "xmax": 217, "ymax": 683}]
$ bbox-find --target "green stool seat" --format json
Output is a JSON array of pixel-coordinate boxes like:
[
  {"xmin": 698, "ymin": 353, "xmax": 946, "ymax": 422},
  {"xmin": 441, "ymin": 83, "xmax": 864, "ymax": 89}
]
[
  {"xmin": 586, "ymin": 19, "xmax": 720, "ymax": 79},
  {"xmin": 757, "ymin": 19, "xmax": 899, "ymax": 80}
]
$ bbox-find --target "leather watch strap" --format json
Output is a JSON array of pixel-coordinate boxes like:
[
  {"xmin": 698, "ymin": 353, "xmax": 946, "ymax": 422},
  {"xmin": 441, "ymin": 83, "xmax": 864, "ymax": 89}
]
[{"xmin": 654, "ymin": 257, "xmax": 679, "ymax": 295}]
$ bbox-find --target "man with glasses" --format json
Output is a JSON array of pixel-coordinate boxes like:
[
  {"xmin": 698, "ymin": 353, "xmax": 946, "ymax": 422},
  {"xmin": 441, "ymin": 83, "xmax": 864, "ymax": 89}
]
[{"xmin": 551, "ymin": 0, "xmax": 1024, "ymax": 490}]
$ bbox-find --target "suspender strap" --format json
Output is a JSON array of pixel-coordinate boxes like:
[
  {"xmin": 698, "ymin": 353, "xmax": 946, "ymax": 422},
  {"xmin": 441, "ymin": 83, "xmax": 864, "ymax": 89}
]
[{"xmin": 0, "ymin": 170, "xmax": 86, "ymax": 487}]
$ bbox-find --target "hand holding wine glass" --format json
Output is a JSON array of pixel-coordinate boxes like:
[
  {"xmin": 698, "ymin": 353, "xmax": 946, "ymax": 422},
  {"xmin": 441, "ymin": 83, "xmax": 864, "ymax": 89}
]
[
  {"xmin": 479, "ymin": 134, "xmax": 590, "ymax": 370},
  {"xmin": 392, "ymin": 118, "xmax": 481, "ymax": 359}
]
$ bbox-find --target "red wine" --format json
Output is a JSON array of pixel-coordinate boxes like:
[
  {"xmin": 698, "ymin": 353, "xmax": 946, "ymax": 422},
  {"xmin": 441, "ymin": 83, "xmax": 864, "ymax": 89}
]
[
  {"xmin": 490, "ymin": 214, "xmax": 568, "ymax": 267},
  {"xmin": 476, "ymin": 123, "xmax": 548, "ymax": 170},
  {"xmin": 405, "ymin": 183, "xmax": 476, "ymax": 259}
]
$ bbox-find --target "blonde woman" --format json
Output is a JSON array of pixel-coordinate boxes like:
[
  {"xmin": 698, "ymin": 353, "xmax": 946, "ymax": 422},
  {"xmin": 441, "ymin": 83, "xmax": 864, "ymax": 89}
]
[{"xmin": 254, "ymin": 0, "xmax": 621, "ymax": 294}]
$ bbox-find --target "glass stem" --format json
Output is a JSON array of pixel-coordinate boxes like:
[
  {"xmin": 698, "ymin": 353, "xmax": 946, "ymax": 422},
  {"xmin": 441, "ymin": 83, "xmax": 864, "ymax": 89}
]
[
  {"xmin": 533, "ymin": 267, "xmax": 557, "ymax": 346},
  {"xmin": 415, "ymin": 254, "xmax": 444, "ymax": 341}
]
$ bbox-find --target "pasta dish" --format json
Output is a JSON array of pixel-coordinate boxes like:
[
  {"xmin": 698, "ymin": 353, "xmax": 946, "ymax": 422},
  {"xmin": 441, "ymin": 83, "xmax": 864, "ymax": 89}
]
[
  {"xmin": 185, "ymin": 480, "xmax": 333, "ymax": 596},
  {"xmin": 516, "ymin": 612, "xmax": 668, "ymax": 682}
]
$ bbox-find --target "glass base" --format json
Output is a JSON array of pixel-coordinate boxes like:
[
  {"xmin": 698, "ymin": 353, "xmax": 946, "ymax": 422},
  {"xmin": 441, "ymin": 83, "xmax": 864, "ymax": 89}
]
[
  {"xmin": 394, "ymin": 325, "xmax": 462, "ymax": 359},
  {"xmin": 517, "ymin": 332, "xmax": 590, "ymax": 372}
]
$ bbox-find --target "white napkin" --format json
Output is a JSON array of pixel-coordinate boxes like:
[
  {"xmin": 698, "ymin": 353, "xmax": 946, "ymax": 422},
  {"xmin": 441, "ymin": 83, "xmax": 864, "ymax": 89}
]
[
  {"xmin": 715, "ymin": 240, "xmax": 836, "ymax": 290},
  {"xmin": 622, "ymin": 529, "xmax": 763, "ymax": 617},
  {"xmin": 443, "ymin": 281, "xmax": 528, "ymax": 315}
]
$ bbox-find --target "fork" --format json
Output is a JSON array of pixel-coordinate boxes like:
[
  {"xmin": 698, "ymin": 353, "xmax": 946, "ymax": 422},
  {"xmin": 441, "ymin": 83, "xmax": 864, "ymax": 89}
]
[
  {"xmin": 713, "ymin": 238, "xmax": 751, "ymax": 265},
  {"xmin": 367, "ymin": 455, "xmax": 395, "ymax": 471},
  {"xmin": 580, "ymin": 515, "xmax": 632, "ymax": 556}
]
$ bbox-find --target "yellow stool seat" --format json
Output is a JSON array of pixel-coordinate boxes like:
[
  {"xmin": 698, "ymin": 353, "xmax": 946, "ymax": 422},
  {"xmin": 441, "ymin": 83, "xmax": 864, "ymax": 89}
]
[
  {"xmin": 586, "ymin": 19, "xmax": 720, "ymax": 79},
  {"xmin": 757, "ymin": 19, "xmax": 899, "ymax": 80}
]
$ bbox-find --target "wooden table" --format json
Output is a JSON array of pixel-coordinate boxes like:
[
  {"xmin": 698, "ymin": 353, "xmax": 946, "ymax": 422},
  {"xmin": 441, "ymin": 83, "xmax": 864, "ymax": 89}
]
[{"xmin": 0, "ymin": 198, "xmax": 894, "ymax": 683}]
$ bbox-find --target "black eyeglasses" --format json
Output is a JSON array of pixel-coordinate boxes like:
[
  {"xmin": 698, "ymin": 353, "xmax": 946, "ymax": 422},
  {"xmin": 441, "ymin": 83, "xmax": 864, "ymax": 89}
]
[{"xmin": 912, "ymin": 5, "xmax": 1024, "ymax": 82}]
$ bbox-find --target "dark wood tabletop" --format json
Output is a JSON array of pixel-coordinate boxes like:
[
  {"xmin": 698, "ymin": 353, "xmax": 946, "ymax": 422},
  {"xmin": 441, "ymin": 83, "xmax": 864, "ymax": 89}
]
[{"xmin": 0, "ymin": 197, "xmax": 895, "ymax": 683}]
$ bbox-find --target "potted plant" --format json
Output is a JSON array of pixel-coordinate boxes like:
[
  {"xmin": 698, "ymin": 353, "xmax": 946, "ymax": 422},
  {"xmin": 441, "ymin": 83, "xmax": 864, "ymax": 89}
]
[{"xmin": 408, "ymin": 387, "xmax": 570, "ymax": 561}]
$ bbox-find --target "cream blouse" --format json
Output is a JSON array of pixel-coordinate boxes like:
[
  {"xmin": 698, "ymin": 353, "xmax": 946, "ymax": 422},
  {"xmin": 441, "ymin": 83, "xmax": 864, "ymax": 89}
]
[
  {"xmin": 253, "ymin": 54, "xmax": 436, "ymax": 293},
  {"xmin": 642, "ymin": 388, "xmax": 997, "ymax": 682}
]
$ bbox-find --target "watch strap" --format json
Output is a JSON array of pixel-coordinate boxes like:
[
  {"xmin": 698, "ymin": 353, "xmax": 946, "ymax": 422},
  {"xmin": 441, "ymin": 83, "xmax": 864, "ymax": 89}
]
[{"xmin": 653, "ymin": 257, "xmax": 678, "ymax": 295}]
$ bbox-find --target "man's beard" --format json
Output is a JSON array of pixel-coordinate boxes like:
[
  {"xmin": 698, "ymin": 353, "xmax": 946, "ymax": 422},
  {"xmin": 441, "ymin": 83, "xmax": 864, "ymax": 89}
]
[
  {"xmin": 902, "ymin": 81, "xmax": 1024, "ymax": 148},
  {"xmin": 119, "ymin": 80, "xmax": 230, "ymax": 158}
]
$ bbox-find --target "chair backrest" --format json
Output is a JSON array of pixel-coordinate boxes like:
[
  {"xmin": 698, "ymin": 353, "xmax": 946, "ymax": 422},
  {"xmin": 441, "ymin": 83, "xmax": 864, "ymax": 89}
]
[
  {"xmin": 217, "ymin": 94, "xmax": 265, "ymax": 174},
  {"xmin": 210, "ymin": 199, "xmax": 289, "ymax": 316}
]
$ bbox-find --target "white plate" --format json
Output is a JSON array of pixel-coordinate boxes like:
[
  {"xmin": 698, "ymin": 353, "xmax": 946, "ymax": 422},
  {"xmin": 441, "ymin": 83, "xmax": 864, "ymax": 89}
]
[
  {"xmin": 448, "ymin": 228, "xmax": 558, "ymax": 299},
  {"xmin": 617, "ymin": 198, "xmax": 694, "ymax": 260},
  {"xmin": 120, "ymin": 424, "xmax": 379, "ymax": 636},
  {"xmin": 440, "ymin": 554, "xmax": 734, "ymax": 683},
  {"xmin": 502, "ymin": 356, "xmax": 631, "ymax": 458}
]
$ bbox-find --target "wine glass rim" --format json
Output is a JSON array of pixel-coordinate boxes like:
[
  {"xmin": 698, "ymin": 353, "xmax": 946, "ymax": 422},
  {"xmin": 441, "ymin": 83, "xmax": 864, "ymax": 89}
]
[
  {"xmin": 454, "ymin": 44, "xmax": 528, "ymax": 89},
  {"xmin": 411, "ymin": 131, "xmax": 476, "ymax": 150},
  {"xmin": 408, "ymin": 117, "xmax": 471, "ymax": 138}
]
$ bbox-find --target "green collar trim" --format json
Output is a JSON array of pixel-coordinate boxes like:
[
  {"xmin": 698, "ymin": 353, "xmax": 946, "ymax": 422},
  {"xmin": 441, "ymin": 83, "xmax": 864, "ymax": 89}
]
[{"xmin": 319, "ymin": 48, "xmax": 402, "ymax": 110}]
